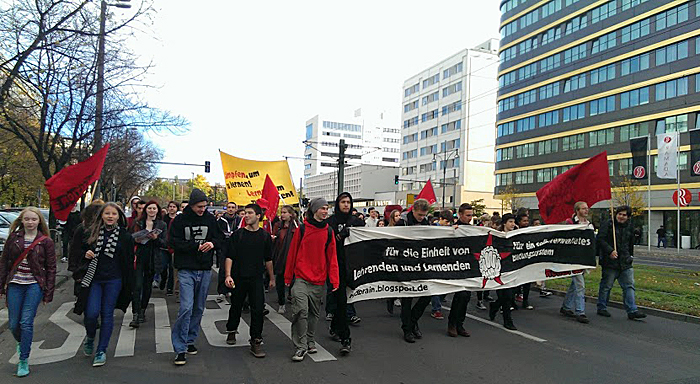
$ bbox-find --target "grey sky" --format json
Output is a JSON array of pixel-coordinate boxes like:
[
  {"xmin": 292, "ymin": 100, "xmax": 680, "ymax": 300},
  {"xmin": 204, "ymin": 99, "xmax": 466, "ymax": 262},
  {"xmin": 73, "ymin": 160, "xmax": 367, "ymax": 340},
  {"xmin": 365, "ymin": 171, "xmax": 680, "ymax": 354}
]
[{"xmin": 135, "ymin": 0, "xmax": 501, "ymax": 185}]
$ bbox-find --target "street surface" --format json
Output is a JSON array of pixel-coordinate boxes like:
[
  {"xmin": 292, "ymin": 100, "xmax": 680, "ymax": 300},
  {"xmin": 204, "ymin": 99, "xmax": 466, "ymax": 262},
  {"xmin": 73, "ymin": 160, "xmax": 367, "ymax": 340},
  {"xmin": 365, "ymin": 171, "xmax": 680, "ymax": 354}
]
[
  {"xmin": 634, "ymin": 246, "xmax": 700, "ymax": 271},
  {"xmin": 0, "ymin": 268, "xmax": 699, "ymax": 384}
]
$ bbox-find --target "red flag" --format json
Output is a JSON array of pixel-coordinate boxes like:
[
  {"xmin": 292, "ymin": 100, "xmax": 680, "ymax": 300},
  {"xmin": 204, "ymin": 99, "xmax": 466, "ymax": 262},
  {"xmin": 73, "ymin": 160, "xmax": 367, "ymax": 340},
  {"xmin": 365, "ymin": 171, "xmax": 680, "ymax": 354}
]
[
  {"xmin": 536, "ymin": 151, "xmax": 612, "ymax": 224},
  {"xmin": 260, "ymin": 174, "xmax": 280, "ymax": 221},
  {"xmin": 409, "ymin": 179, "xmax": 437, "ymax": 211},
  {"xmin": 45, "ymin": 144, "xmax": 110, "ymax": 221}
]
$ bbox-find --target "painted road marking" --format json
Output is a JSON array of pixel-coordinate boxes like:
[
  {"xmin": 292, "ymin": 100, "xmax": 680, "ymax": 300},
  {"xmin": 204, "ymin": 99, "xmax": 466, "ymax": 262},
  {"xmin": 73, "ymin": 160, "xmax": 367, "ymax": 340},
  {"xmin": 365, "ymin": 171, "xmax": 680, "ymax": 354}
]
[
  {"xmin": 442, "ymin": 305, "xmax": 547, "ymax": 343},
  {"xmin": 201, "ymin": 294, "xmax": 250, "ymax": 348},
  {"xmin": 115, "ymin": 298, "xmax": 174, "ymax": 357},
  {"xmin": 264, "ymin": 304, "xmax": 336, "ymax": 362}
]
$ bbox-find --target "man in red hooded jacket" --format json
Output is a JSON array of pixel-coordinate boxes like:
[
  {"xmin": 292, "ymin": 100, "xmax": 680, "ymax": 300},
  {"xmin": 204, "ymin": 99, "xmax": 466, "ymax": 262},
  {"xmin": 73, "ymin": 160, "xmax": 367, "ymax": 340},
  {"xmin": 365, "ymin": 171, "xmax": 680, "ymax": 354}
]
[{"xmin": 285, "ymin": 198, "xmax": 339, "ymax": 362}]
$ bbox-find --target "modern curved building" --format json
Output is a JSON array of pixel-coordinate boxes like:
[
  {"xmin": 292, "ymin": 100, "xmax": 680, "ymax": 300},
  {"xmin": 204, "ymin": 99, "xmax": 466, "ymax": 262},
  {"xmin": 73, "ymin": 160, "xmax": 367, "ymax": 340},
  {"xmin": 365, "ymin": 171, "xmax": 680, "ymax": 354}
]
[{"xmin": 496, "ymin": 0, "xmax": 700, "ymax": 246}]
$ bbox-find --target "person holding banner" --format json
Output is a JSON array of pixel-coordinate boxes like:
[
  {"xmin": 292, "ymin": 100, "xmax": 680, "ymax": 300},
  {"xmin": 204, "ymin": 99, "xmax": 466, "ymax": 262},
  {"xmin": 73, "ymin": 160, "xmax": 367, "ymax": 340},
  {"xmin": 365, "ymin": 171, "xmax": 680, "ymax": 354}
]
[
  {"xmin": 489, "ymin": 213, "xmax": 518, "ymax": 330},
  {"xmin": 0, "ymin": 207, "xmax": 56, "ymax": 377},
  {"xmin": 327, "ymin": 192, "xmax": 365, "ymax": 354},
  {"xmin": 561, "ymin": 202, "xmax": 592, "ymax": 324},
  {"xmin": 596, "ymin": 206, "xmax": 647, "ymax": 320},
  {"xmin": 285, "ymin": 198, "xmax": 339, "ymax": 362},
  {"xmin": 396, "ymin": 199, "xmax": 432, "ymax": 343}
]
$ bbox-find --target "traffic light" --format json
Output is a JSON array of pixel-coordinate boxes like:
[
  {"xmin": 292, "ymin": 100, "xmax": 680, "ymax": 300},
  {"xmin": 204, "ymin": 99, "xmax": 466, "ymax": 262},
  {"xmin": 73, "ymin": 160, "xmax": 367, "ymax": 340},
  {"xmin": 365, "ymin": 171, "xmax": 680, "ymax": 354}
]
[
  {"xmin": 204, "ymin": 161, "xmax": 210, "ymax": 173},
  {"xmin": 394, "ymin": 175, "xmax": 399, "ymax": 184}
]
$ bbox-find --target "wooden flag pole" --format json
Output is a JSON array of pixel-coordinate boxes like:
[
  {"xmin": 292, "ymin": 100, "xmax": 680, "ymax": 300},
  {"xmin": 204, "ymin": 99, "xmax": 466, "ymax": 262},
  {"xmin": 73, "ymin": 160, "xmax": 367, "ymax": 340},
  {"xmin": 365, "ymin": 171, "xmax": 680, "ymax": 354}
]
[{"xmin": 610, "ymin": 204, "xmax": 617, "ymax": 252}]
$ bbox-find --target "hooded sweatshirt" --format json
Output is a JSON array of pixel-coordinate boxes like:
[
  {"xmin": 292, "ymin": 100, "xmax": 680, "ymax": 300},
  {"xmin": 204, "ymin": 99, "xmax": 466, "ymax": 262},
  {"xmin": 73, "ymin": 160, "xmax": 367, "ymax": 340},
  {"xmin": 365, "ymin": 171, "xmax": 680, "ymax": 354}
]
[
  {"xmin": 284, "ymin": 217, "xmax": 339, "ymax": 289},
  {"xmin": 168, "ymin": 205, "xmax": 223, "ymax": 270},
  {"xmin": 327, "ymin": 192, "xmax": 365, "ymax": 271}
]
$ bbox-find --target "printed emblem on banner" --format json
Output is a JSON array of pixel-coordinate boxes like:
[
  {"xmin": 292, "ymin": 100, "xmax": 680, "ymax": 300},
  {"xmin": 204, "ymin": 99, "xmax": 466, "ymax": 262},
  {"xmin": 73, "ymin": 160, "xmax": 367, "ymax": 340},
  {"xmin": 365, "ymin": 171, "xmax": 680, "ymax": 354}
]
[
  {"xmin": 693, "ymin": 161, "xmax": 700, "ymax": 175},
  {"xmin": 664, "ymin": 136, "xmax": 672, "ymax": 143},
  {"xmin": 633, "ymin": 166, "xmax": 645, "ymax": 178},
  {"xmin": 473, "ymin": 233, "xmax": 511, "ymax": 288}
]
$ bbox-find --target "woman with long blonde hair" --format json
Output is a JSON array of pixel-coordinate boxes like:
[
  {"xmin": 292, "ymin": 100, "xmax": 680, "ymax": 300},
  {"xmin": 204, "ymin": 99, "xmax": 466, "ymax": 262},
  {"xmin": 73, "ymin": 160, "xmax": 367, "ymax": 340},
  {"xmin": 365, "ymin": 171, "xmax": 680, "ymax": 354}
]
[{"xmin": 0, "ymin": 207, "xmax": 56, "ymax": 377}]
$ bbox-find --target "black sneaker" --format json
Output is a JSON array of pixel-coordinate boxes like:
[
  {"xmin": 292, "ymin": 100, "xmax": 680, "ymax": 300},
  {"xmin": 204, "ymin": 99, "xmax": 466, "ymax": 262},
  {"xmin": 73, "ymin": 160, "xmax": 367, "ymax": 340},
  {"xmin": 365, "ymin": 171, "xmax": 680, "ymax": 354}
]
[
  {"xmin": 597, "ymin": 309, "xmax": 611, "ymax": 317},
  {"xmin": 560, "ymin": 308, "xmax": 575, "ymax": 317},
  {"xmin": 349, "ymin": 316, "xmax": 361, "ymax": 325},
  {"xmin": 292, "ymin": 349, "xmax": 307, "ymax": 362},
  {"xmin": 576, "ymin": 314, "xmax": 590, "ymax": 324},
  {"xmin": 412, "ymin": 324, "xmax": 422, "ymax": 339},
  {"xmin": 627, "ymin": 311, "xmax": 647, "ymax": 320},
  {"xmin": 262, "ymin": 308, "xmax": 270, "ymax": 316},
  {"xmin": 174, "ymin": 353, "xmax": 186, "ymax": 365},
  {"xmin": 186, "ymin": 345, "xmax": 198, "ymax": 355},
  {"xmin": 340, "ymin": 339, "xmax": 352, "ymax": 355},
  {"xmin": 403, "ymin": 331, "xmax": 415, "ymax": 343},
  {"xmin": 226, "ymin": 332, "xmax": 237, "ymax": 345},
  {"xmin": 329, "ymin": 328, "xmax": 340, "ymax": 342}
]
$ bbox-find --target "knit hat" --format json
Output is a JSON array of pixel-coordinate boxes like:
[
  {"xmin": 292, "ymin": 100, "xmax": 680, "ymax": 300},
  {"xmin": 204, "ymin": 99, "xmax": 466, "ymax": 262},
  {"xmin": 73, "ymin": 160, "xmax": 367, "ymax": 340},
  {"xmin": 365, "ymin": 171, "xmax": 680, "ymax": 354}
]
[
  {"xmin": 308, "ymin": 198, "xmax": 328, "ymax": 217},
  {"xmin": 189, "ymin": 188, "xmax": 208, "ymax": 205}
]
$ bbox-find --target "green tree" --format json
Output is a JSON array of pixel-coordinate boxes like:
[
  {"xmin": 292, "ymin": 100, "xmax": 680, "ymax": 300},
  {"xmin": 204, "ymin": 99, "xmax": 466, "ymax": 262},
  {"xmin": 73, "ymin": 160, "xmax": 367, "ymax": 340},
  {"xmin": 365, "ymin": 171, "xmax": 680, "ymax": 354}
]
[
  {"xmin": 469, "ymin": 199, "xmax": 486, "ymax": 217},
  {"xmin": 187, "ymin": 175, "xmax": 211, "ymax": 196},
  {"xmin": 144, "ymin": 178, "xmax": 175, "ymax": 203}
]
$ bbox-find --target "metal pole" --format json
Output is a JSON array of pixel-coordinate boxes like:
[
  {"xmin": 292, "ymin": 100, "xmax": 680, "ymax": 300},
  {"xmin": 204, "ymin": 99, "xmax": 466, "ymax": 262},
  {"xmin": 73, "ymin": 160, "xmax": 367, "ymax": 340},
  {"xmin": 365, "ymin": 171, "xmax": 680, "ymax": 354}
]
[
  {"xmin": 647, "ymin": 134, "xmax": 651, "ymax": 252},
  {"xmin": 677, "ymin": 132, "xmax": 680, "ymax": 253},
  {"xmin": 93, "ymin": 0, "xmax": 107, "ymax": 198},
  {"xmin": 338, "ymin": 139, "xmax": 346, "ymax": 196},
  {"xmin": 453, "ymin": 168, "xmax": 457, "ymax": 208}
]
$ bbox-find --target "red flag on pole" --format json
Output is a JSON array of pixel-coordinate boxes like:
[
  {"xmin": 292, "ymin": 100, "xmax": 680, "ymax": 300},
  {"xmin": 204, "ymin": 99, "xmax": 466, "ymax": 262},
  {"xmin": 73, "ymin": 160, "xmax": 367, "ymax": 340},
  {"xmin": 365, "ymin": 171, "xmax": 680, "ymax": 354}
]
[
  {"xmin": 45, "ymin": 144, "xmax": 110, "ymax": 221},
  {"xmin": 409, "ymin": 179, "xmax": 437, "ymax": 211},
  {"xmin": 260, "ymin": 174, "xmax": 280, "ymax": 221},
  {"xmin": 536, "ymin": 151, "xmax": 612, "ymax": 224}
]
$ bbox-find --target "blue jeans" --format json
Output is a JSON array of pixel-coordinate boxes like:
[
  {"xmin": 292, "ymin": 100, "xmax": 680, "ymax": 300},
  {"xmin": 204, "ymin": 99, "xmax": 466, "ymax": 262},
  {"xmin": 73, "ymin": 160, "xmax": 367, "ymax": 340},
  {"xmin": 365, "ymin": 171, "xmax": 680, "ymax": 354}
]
[
  {"xmin": 562, "ymin": 274, "xmax": 586, "ymax": 315},
  {"xmin": 171, "ymin": 269, "xmax": 211, "ymax": 354},
  {"xmin": 7, "ymin": 283, "xmax": 43, "ymax": 360},
  {"xmin": 85, "ymin": 279, "xmax": 122, "ymax": 353},
  {"xmin": 657, "ymin": 237, "xmax": 667, "ymax": 248},
  {"xmin": 431, "ymin": 295, "xmax": 442, "ymax": 312},
  {"xmin": 597, "ymin": 268, "xmax": 638, "ymax": 314}
]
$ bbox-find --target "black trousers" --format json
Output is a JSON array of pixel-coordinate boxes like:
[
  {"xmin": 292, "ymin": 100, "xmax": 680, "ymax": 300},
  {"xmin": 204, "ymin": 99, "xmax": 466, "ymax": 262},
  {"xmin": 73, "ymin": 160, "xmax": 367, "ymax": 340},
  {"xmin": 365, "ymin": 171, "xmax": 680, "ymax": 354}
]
[
  {"xmin": 330, "ymin": 281, "xmax": 351, "ymax": 341},
  {"xmin": 477, "ymin": 291, "xmax": 491, "ymax": 300},
  {"xmin": 275, "ymin": 273, "xmax": 287, "ymax": 305},
  {"xmin": 494, "ymin": 288, "xmax": 515, "ymax": 322},
  {"xmin": 448, "ymin": 291, "xmax": 471, "ymax": 327},
  {"xmin": 400, "ymin": 296, "xmax": 431, "ymax": 333},
  {"xmin": 227, "ymin": 277, "xmax": 265, "ymax": 340},
  {"xmin": 132, "ymin": 263, "xmax": 154, "ymax": 314},
  {"xmin": 521, "ymin": 283, "xmax": 531, "ymax": 303}
]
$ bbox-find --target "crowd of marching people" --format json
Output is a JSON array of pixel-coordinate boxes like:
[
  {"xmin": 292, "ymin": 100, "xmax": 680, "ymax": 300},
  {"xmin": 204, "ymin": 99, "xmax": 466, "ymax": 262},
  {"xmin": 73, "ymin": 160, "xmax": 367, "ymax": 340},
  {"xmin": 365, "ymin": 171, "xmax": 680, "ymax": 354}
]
[{"xmin": 0, "ymin": 188, "xmax": 648, "ymax": 376}]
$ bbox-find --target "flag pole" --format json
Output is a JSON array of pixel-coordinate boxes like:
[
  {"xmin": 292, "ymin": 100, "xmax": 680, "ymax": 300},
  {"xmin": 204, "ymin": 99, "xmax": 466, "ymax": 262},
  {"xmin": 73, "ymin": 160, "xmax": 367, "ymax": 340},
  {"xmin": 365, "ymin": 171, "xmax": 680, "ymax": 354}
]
[
  {"xmin": 610, "ymin": 204, "xmax": 617, "ymax": 252},
  {"xmin": 677, "ymin": 132, "xmax": 681, "ymax": 254},
  {"xmin": 647, "ymin": 134, "xmax": 651, "ymax": 252}
]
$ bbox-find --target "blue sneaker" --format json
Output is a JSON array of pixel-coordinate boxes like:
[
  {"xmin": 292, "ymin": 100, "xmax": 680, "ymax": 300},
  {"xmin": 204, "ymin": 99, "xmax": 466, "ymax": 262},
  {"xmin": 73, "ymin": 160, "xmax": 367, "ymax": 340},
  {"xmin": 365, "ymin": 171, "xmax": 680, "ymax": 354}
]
[
  {"xmin": 84, "ymin": 337, "xmax": 95, "ymax": 356},
  {"xmin": 17, "ymin": 359, "xmax": 29, "ymax": 377},
  {"xmin": 92, "ymin": 351, "xmax": 106, "ymax": 367}
]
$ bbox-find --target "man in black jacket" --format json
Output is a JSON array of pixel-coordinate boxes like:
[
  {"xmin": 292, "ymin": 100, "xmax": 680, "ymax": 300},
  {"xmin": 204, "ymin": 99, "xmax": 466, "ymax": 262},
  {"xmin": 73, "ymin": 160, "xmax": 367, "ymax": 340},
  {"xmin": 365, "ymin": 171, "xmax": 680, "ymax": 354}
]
[
  {"xmin": 396, "ymin": 198, "xmax": 431, "ymax": 343},
  {"xmin": 596, "ymin": 205, "xmax": 646, "ymax": 320},
  {"xmin": 216, "ymin": 202, "xmax": 240, "ymax": 302},
  {"xmin": 326, "ymin": 192, "xmax": 365, "ymax": 354},
  {"xmin": 447, "ymin": 203, "xmax": 474, "ymax": 338},
  {"xmin": 169, "ymin": 189, "xmax": 223, "ymax": 366}
]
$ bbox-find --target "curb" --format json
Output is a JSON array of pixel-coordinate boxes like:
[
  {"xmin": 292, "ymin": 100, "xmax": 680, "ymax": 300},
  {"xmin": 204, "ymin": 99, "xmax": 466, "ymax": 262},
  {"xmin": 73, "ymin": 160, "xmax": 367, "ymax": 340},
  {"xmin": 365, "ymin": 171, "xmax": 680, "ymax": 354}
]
[{"xmin": 534, "ymin": 286, "xmax": 700, "ymax": 325}]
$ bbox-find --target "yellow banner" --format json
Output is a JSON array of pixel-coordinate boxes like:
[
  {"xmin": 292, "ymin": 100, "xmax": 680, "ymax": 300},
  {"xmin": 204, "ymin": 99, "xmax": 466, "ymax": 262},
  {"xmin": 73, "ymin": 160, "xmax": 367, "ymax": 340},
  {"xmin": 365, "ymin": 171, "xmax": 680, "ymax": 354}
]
[{"xmin": 219, "ymin": 151, "xmax": 299, "ymax": 206}]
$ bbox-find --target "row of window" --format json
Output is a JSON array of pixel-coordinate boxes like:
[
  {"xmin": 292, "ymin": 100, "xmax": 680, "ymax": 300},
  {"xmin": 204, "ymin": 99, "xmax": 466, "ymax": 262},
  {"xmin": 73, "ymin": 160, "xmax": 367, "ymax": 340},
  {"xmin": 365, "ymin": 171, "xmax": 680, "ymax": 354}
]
[
  {"xmin": 404, "ymin": 81, "xmax": 463, "ymax": 113},
  {"xmin": 498, "ymin": 2, "xmax": 691, "ymax": 82},
  {"xmin": 497, "ymin": 152, "xmax": 690, "ymax": 186},
  {"xmin": 498, "ymin": 75, "xmax": 697, "ymax": 137},
  {"xmin": 322, "ymin": 121, "xmax": 361, "ymax": 132},
  {"xmin": 500, "ymin": 0, "xmax": 588, "ymax": 39},
  {"xmin": 496, "ymin": 113, "xmax": 699, "ymax": 163},
  {"xmin": 498, "ymin": 38, "xmax": 698, "ymax": 116},
  {"xmin": 402, "ymin": 157, "xmax": 461, "ymax": 176},
  {"xmin": 402, "ymin": 120, "xmax": 463, "ymax": 143}
]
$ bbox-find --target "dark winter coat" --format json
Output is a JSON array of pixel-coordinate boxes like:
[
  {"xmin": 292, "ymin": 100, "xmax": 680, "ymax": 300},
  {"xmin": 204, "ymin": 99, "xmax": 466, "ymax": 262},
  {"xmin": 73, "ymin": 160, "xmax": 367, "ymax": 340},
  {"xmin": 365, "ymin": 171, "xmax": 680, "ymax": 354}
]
[
  {"xmin": 271, "ymin": 219, "xmax": 299, "ymax": 275},
  {"xmin": 597, "ymin": 218, "xmax": 634, "ymax": 270},
  {"xmin": 396, "ymin": 211, "xmax": 429, "ymax": 227},
  {"xmin": 0, "ymin": 230, "xmax": 57, "ymax": 302},
  {"xmin": 134, "ymin": 219, "xmax": 168, "ymax": 272},
  {"xmin": 168, "ymin": 205, "xmax": 223, "ymax": 270},
  {"xmin": 327, "ymin": 192, "xmax": 365, "ymax": 272}
]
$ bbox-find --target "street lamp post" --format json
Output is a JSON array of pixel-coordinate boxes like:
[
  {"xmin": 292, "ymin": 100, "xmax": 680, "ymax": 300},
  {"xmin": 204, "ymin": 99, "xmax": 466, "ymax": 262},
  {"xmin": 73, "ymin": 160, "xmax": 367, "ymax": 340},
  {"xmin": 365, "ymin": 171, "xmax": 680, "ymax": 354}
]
[{"xmin": 434, "ymin": 141, "xmax": 459, "ymax": 210}]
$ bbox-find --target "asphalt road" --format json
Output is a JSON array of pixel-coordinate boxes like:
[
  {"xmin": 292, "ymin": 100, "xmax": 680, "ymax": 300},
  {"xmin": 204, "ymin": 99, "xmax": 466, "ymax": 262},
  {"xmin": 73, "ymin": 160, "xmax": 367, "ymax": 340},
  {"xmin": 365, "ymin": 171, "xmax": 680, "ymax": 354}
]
[{"xmin": 1, "ymin": 272, "xmax": 699, "ymax": 384}]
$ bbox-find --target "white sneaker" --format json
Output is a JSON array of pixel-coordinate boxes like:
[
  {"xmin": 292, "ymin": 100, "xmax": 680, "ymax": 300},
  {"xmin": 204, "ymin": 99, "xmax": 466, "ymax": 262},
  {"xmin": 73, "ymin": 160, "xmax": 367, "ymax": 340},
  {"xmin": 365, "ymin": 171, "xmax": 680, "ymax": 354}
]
[
  {"xmin": 216, "ymin": 294, "xmax": 225, "ymax": 303},
  {"xmin": 394, "ymin": 299, "xmax": 401, "ymax": 307},
  {"xmin": 278, "ymin": 305, "xmax": 286, "ymax": 314}
]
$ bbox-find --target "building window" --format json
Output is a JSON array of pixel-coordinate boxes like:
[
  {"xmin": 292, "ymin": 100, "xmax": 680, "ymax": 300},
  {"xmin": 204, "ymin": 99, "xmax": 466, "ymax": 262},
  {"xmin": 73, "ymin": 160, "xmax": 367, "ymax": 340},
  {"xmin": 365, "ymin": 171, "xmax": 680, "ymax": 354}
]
[
  {"xmin": 501, "ymin": 21, "xmax": 518, "ymax": 38},
  {"xmin": 305, "ymin": 123, "xmax": 313, "ymax": 140},
  {"xmin": 420, "ymin": 127, "xmax": 438, "ymax": 139},
  {"xmin": 499, "ymin": 72, "xmax": 516, "ymax": 88},
  {"xmin": 620, "ymin": 87, "xmax": 649, "ymax": 109},
  {"xmin": 421, "ymin": 109, "xmax": 439, "ymax": 122},
  {"xmin": 564, "ymin": 15, "xmax": 587, "ymax": 35},
  {"xmin": 518, "ymin": 62, "xmax": 538, "ymax": 80},
  {"xmin": 515, "ymin": 170, "xmax": 535, "ymax": 184},
  {"xmin": 656, "ymin": 41, "xmax": 689, "ymax": 66},
  {"xmin": 405, "ymin": 83, "xmax": 419, "ymax": 97},
  {"xmin": 539, "ymin": 54, "xmax": 561, "ymax": 73},
  {"xmin": 404, "ymin": 100, "xmax": 418, "ymax": 113},
  {"xmin": 541, "ymin": 26, "xmax": 562, "ymax": 45},
  {"xmin": 656, "ymin": 3, "xmax": 689, "ymax": 31},
  {"xmin": 520, "ymin": 8, "xmax": 539, "ymax": 29},
  {"xmin": 621, "ymin": 18, "xmax": 650, "ymax": 43},
  {"xmin": 619, "ymin": 158, "xmax": 633, "ymax": 176},
  {"xmin": 655, "ymin": 114, "xmax": 689, "ymax": 134},
  {"xmin": 497, "ymin": 147, "xmax": 514, "ymax": 161},
  {"xmin": 590, "ymin": 96, "xmax": 615, "ymax": 116},
  {"xmin": 537, "ymin": 167, "xmax": 561, "ymax": 183},
  {"xmin": 619, "ymin": 122, "xmax": 650, "ymax": 142},
  {"xmin": 591, "ymin": 32, "xmax": 616, "ymax": 54},
  {"xmin": 590, "ymin": 128, "xmax": 615, "ymax": 147},
  {"xmin": 422, "ymin": 74, "xmax": 440, "ymax": 89},
  {"xmin": 420, "ymin": 144, "xmax": 438, "ymax": 157},
  {"xmin": 539, "ymin": 82, "xmax": 560, "ymax": 100},
  {"xmin": 443, "ymin": 62, "xmax": 464, "ymax": 79},
  {"xmin": 590, "ymin": 63, "xmax": 615, "ymax": 85},
  {"xmin": 442, "ymin": 100, "xmax": 462, "ymax": 116},
  {"xmin": 403, "ymin": 116, "xmax": 419, "ymax": 128},
  {"xmin": 541, "ymin": 0, "xmax": 562, "ymax": 18},
  {"xmin": 516, "ymin": 116, "xmax": 537, "ymax": 132},
  {"xmin": 515, "ymin": 143, "xmax": 536, "ymax": 158},
  {"xmin": 442, "ymin": 82, "xmax": 462, "ymax": 97},
  {"xmin": 498, "ymin": 96, "xmax": 516, "ymax": 113},
  {"xmin": 538, "ymin": 138, "xmax": 559, "ymax": 155},
  {"xmin": 564, "ymin": 43, "xmax": 587, "ymax": 64},
  {"xmin": 622, "ymin": 0, "xmax": 647, "ymax": 11},
  {"xmin": 518, "ymin": 36, "xmax": 539, "ymax": 55},
  {"xmin": 591, "ymin": 1, "xmax": 616, "ymax": 24},
  {"xmin": 518, "ymin": 89, "xmax": 537, "ymax": 107},
  {"xmin": 497, "ymin": 121, "xmax": 514, "ymax": 137},
  {"xmin": 621, "ymin": 53, "xmax": 649, "ymax": 76},
  {"xmin": 564, "ymin": 73, "xmax": 586, "ymax": 93},
  {"xmin": 562, "ymin": 133, "xmax": 585, "ymax": 151},
  {"xmin": 441, "ymin": 138, "xmax": 460, "ymax": 151},
  {"xmin": 441, "ymin": 119, "xmax": 462, "ymax": 134},
  {"xmin": 562, "ymin": 103, "xmax": 585, "ymax": 122},
  {"xmin": 655, "ymin": 77, "xmax": 688, "ymax": 101},
  {"xmin": 500, "ymin": 46, "xmax": 517, "ymax": 62},
  {"xmin": 538, "ymin": 110, "xmax": 559, "ymax": 128},
  {"xmin": 565, "ymin": 0, "xmax": 579, "ymax": 5},
  {"xmin": 422, "ymin": 91, "xmax": 439, "ymax": 105}
]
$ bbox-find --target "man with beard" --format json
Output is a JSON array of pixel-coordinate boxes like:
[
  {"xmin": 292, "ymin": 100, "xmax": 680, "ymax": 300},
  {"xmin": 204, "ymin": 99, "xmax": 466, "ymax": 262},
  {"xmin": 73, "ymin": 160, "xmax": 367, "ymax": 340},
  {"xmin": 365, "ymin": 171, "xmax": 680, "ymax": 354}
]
[{"xmin": 326, "ymin": 192, "xmax": 365, "ymax": 354}]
